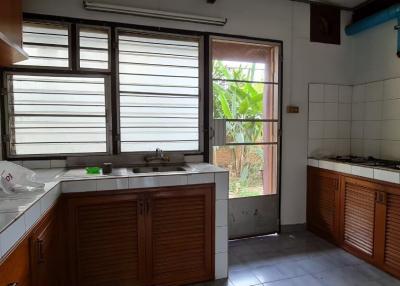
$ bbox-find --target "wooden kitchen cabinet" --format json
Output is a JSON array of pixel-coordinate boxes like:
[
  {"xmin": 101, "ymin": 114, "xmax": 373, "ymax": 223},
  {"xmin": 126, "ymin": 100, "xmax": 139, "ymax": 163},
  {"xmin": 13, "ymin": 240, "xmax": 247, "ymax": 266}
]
[
  {"xmin": 30, "ymin": 207, "xmax": 63, "ymax": 286},
  {"xmin": 0, "ymin": 237, "xmax": 31, "ymax": 286},
  {"xmin": 0, "ymin": 0, "xmax": 28, "ymax": 66},
  {"xmin": 307, "ymin": 167, "xmax": 341, "ymax": 243},
  {"xmin": 65, "ymin": 184, "xmax": 215, "ymax": 286},
  {"xmin": 66, "ymin": 193, "xmax": 145, "ymax": 286},
  {"xmin": 308, "ymin": 166, "xmax": 400, "ymax": 279},
  {"xmin": 148, "ymin": 185, "xmax": 214, "ymax": 286}
]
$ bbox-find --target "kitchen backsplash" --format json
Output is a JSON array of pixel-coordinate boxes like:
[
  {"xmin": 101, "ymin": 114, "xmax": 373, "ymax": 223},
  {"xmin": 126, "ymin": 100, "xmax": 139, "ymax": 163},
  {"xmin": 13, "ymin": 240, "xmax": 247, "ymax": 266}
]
[
  {"xmin": 308, "ymin": 78, "xmax": 400, "ymax": 160},
  {"xmin": 308, "ymin": 83, "xmax": 352, "ymax": 158}
]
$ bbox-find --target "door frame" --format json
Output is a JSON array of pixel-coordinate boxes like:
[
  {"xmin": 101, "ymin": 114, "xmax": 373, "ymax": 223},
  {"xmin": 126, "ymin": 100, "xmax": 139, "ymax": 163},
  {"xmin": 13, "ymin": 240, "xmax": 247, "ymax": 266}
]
[{"xmin": 206, "ymin": 34, "xmax": 283, "ymax": 236}]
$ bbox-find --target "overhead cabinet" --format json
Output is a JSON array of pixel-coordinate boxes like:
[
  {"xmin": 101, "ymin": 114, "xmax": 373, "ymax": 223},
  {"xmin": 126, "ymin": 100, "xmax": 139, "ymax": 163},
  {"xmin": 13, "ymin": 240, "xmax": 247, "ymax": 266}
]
[
  {"xmin": 0, "ymin": 0, "xmax": 28, "ymax": 66},
  {"xmin": 308, "ymin": 166, "xmax": 400, "ymax": 279}
]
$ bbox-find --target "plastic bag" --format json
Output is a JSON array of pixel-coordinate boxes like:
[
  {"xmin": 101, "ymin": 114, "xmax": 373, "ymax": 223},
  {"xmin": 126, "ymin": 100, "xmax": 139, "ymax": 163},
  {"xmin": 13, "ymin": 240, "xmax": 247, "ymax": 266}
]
[{"xmin": 0, "ymin": 161, "xmax": 45, "ymax": 194}]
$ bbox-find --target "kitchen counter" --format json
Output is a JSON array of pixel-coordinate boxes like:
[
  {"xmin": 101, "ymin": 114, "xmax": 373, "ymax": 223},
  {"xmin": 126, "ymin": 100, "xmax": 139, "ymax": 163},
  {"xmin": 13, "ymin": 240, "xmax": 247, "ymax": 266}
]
[
  {"xmin": 308, "ymin": 158, "xmax": 400, "ymax": 184},
  {"xmin": 0, "ymin": 163, "xmax": 229, "ymax": 275}
]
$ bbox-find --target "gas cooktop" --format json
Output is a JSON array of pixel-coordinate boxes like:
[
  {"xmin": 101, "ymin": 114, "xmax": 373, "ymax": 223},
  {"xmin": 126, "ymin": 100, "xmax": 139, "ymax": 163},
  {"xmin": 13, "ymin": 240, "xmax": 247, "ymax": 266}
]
[{"xmin": 329, "ymin": 156, "xmax": 400, "ymax": 171}]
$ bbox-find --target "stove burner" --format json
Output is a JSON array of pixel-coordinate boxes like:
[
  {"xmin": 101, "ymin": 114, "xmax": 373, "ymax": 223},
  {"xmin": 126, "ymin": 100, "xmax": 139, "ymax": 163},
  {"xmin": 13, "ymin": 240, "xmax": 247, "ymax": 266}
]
[{"xmin": 329, "ymin": 156, "xmax": 400, "ymax": 171}]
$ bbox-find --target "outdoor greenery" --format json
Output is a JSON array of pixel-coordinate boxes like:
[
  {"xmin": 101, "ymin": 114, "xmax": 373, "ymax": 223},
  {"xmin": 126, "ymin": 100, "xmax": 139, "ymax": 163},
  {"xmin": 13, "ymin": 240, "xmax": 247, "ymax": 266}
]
[{"xmin": 213, "ymin": 60, "xmax": 266, "ymax": 197}]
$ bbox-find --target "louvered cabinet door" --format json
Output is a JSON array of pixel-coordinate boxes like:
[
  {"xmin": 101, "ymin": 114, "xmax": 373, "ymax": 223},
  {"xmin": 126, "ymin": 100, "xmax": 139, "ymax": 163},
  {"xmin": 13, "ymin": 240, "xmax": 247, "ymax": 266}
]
[
  {"xmin": 67, "ymin": 193, "xmax": 145, "ymax": 286},
  {"xmin": 307, "ymin": 167, "xmax": 340, "ymax": 242},
  {"xmin": 383, "ymin": 192, "xmax": 400, "ymax": 276},
  {"xmin": 341, "ymin": 177, "xmax": 380, "ymax": 261},
  {"xmin": 147, "ymin": 185, "xmax": 214, "ymax": 286}
]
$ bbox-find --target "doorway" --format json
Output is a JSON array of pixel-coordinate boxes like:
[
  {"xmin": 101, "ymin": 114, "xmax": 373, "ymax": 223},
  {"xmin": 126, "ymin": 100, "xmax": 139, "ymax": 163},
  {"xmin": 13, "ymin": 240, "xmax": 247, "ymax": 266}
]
[{"xmin": 209, "ymin": 36, "xmax": 282, "ymax": 238}]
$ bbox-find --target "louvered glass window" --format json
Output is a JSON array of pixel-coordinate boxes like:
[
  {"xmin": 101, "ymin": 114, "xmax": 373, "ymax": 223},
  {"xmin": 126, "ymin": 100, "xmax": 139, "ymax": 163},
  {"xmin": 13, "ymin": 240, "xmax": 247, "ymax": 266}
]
[
  {"xmin": 6, "ymin": 74, "xmax": 109, "ymax": 156},
  {"xmin": 17, "ymin": 22, "xmax": 70, "ymax": 68},
  {"xmin": 118, "ymin": 31, "xmax": 200, "ymax": 152},
  {"xmin": 79, "ymin": 26, "xmax": 110, "ymax": 70}
]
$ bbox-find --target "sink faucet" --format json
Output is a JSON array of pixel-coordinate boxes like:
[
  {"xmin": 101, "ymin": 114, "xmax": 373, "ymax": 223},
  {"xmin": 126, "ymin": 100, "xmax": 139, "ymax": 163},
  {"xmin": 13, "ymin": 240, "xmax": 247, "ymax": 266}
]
[{"xmin": 144, "ymin": 148, "xmax": 170, "ymax": 163}]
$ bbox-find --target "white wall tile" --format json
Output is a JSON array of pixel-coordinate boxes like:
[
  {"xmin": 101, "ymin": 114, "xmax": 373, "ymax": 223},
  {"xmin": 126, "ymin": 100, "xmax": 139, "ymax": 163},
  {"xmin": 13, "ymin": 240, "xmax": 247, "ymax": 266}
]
[
  {"xmin": 363, "ymin": 140, "xmax": 381, "ymax": 158},
  {"xmin": 308, "ymin": 139, "xmax": 323, "ymax": 157},
  {"xmin": 365, "ymin": 81, "xmax": 383, "ymax": 102},
  {"xmin": 351, "ymin": 165, "xmax": 374, "ymax": 179},
  {"xmin": 352, "ymin": 85, "xmax": 365, "ymax": 103},
  {"xmin": 309, "ymin": 103, "xmax": 324, "ymax": 120},
  {"xmin": 96, "ymin": 178, "xmax": 129, "ymax": 191},
  {"xmin": 337, "ymin": 121, "xmax": 351, "ymax": 139},
  {"xmin": 308, "ymin": 121, "xmax": 324, "ymax": 139},
  {"xmin": 374, "ymin": 169, "xmax": 400, "ymax": 184},
  {"xmin": 363, "ymin": 121, "xmax": 382, "ymax": 140},
  {"xmin": 307, "ymin": 159, "xmax": 319, "ymax": 167},
  {"xmin": 22, "ymin": 160, "xmax": 51, "ymax": 169},
  {"xmin": 309, "ymin": 84, "xmax": 324, "ymax": 102},
  {"xmin": 339, "ymin": 86, "xmax": 353, "ymax": 103},
  {"xmin": 62, "ymin": 180, "xmax": 97, "ymax": 193},
  {"xmin": 351, "ymin": 121, "xmax": 364, "ymax": 139},
  {"xmin": 383, "ymin": 99, "xmax": 400, "ymax": 120},
  {"xmin": 381, "ymin": 141, "xmax": 400, "ymax": 160},
  {"xmin": 0, "ymin": 215, "xmax": 25, "ymax": 257},
  {"xmin": 323, "ymin": 102, "xmax": 338, "ymax": 121},
  {"xmin": 382, "ymin": 120, "xmax": 400, "ymax": 140},
  {"xmin": 384, "ymin": 78, "xmax": 400, "ymax": 100},
  {"xmin": 352, "ymin": 103, "xmax": 365, "ymax": 120},
  {"xmin": 215, "ymin": 172, "xmax": 229, "ymax": 200},
  {"xmin": 322, "ymin": 139, "xmax": 337, "ymax": 156},
  {"xmin": 50, "ymin": 160, "xmax": 66, "ymax": 168},
  {"xmin": 215, "ymin": 226, "xmax": 228, "ymax": 253},
  {"xmin": 129, "ymin": 176, "xmax": 160, "ymax": 189},
  {"xmin": 351, "ymin": 139, "xmax": 364, "ymax": 157},
  {"xmin": 338, "ymin": 103, "xmax": 351, "ymax": 120},
  {"xmin": 324, "ymin": 85, "xmax": 339, "ymax": 103},
  {"xmin": 24, "ymin": 201, "xmax": 41, "ymax": 231},
  {"xmin": 188, "ymin": 173, "xmax": 214, "ymax": 185},
  {"xmin": 323, "ymin": 121, "xmax": 338, "ymax": 139},
  {"xmin": 41, "ymin": 184, "xmax": 61, "ymax": 214},
  {"xmin": 158, "ymin": 175, "xmax": 188, "ymax": 187},
  {"xmin": 364, "ymin": 101, "xmax": 382, "ymax": 121},
  {"xmin": 215, "ymin": 252, "xmax": 228, "ymax": 279},
  {"xmin": 216, "ymin": 199, "xmax": 228, "ymax": 227},
  {"xmin": 336, "ymin": 140, "xmax": 350, "ymax": 156}
]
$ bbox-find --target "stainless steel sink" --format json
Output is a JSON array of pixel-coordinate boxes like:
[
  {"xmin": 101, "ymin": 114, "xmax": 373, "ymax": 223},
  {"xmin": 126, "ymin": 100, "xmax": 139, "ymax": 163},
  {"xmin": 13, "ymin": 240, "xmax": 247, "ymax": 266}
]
[{"xmin": 132, "ymin": 165, "xmax": 187, "ymax": 174}]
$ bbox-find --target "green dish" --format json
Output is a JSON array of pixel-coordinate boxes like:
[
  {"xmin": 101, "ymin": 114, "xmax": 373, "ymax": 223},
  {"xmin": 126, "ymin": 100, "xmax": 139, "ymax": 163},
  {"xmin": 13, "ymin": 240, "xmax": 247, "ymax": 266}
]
[{"xmin": 86, "ymin": 166, "xmax": 102, "ymax": 174}]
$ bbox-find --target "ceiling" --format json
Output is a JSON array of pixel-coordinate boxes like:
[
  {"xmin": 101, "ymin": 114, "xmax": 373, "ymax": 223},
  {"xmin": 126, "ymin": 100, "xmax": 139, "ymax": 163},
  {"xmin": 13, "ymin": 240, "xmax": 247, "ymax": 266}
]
[{"xmin": 316, "ymin": 0, "xmax": 367, "ymax": 8}]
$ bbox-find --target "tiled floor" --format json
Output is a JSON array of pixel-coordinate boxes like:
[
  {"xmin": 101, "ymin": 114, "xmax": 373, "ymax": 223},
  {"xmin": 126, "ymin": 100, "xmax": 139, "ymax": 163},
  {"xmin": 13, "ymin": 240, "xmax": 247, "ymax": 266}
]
[{"xmin": 200, "ymin": 231, "xmax": 400, "ymax": 286}]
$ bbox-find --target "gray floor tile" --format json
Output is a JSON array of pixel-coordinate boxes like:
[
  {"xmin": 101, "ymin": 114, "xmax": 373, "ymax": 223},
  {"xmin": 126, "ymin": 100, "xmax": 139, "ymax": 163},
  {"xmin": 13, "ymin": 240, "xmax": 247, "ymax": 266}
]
[
  {"xmin": 229, "ymin": 269, "xmax": 262, "ymax": 286},
  {"xmin": 252, "ymin": 265, "xmax": 287, "ymax": 283}
]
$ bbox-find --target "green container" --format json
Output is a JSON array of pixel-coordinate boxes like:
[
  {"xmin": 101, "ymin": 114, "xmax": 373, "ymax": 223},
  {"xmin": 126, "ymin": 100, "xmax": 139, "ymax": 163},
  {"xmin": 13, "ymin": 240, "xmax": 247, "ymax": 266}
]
[{"xmin": 86, "ymin": 166, "xmax": 102, "ymax": 174}]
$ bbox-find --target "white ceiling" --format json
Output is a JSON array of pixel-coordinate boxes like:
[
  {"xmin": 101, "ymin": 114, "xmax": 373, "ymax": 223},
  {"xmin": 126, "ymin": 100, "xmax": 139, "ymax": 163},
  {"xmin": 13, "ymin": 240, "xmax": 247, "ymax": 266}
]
[{"xmin": 316, "ymin": 0, "xmax": 367, "ymax": 8}]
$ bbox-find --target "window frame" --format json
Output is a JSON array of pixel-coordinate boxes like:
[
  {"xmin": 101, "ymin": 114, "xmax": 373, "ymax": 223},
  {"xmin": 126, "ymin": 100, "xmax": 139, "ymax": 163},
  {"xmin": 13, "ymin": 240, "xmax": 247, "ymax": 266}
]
[
  {"xmin": 76, "ymin": 24, "xmax": 112, "ymax": 72},
  {"xmin": 3, "ymin": 71, "xmax": 113, "ymax": 158},
  {"xmin": 115, "ymin": 28, "xmax": 204, "ymax": 155}
]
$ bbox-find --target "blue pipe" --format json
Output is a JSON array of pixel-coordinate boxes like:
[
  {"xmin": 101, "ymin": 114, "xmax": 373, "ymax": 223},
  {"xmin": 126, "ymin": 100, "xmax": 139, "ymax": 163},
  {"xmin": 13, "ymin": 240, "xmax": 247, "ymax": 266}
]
[
  {"xmin": 345, "ymin": 4, "xmax": 400, "ymax": 35},
  {"xmin": 345, "ymin": 4, "xmax": 400, "ymax": 57}
]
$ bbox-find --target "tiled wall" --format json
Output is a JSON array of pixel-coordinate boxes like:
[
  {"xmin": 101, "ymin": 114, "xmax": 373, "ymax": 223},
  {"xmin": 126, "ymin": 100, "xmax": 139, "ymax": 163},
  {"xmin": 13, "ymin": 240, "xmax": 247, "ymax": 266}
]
[
  {"xmin": 308, "ymin": 84, "xmax": 353, "ymax": 157},
  {"xmin": 351, "ymin": 78, "xmax": 400, "ymax": 160},
  {"xmin": 308, "ymin": 78, "xmax": 400, "ymax": 160}
]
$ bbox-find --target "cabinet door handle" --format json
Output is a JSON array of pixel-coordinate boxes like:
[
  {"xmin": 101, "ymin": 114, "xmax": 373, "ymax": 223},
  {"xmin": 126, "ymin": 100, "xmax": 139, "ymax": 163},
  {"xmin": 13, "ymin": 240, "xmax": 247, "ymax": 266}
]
[
  {"xmin": 8, "ymin": 283, "xmax": 18, "ymax": 286},
  {"xmin": 139, "ymin": 201, "xmax": 144, "ymax": 215},
  {"xmin": 37, "ymin": 239, "xmax": 45, "ymax": 263}
]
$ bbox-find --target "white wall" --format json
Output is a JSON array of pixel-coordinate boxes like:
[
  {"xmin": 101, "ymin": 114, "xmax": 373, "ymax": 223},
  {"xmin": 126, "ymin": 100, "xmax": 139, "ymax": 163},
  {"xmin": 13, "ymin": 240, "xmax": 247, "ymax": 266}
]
[{"xmin": 22, "ymin": 0, "xmax": 354, "ymax": 226}]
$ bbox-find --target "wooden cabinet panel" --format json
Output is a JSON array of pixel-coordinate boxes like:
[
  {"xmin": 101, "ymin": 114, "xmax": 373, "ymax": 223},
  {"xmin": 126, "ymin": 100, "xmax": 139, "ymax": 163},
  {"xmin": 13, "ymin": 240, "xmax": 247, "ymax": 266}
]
[
  {"xmin": 30, "ymin": 207, "xmax": 61, "ymax": 286},
  {"xmin": 307, "ymin": 167, "xmax": 340, "ymax": 242},
  {"xmin": 148, "ymin": 185, "xmax": 214, "ymax": 286},
  {"xmin": 66, "ymin": 193, "xmax": 145, "ymax": 286},
  {"xmin": 0, "ymin": 0, "xmax": 27, "ymax": 66},
  {"xmin": 0, "ymin": 237, "xmax": 31, "ymax": 286},
  {"xmin": 341, "ymin": 178, "xmax": 377, "ymax": 259},
  {"xmin": 383, "ymin": 193, "xmax": 400, "ymax": 275}
]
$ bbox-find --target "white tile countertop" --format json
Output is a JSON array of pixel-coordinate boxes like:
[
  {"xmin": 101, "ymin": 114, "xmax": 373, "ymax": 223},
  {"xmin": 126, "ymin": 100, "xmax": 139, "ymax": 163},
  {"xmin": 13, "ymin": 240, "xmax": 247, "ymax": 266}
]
[
  {"xmin": 308, "ymin": 158, "xmax": 400, "ymax": 184},
  {"xmin": 0, "ymin": 162, "xmax": 229, "ymax": 278}
]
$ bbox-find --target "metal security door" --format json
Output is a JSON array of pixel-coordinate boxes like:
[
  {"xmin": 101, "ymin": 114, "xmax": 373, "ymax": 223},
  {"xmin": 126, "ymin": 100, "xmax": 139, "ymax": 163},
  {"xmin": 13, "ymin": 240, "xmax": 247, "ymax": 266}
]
[{"xmin": 209, "ymin": 36, "xmax": 282, "ymax": 238}]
